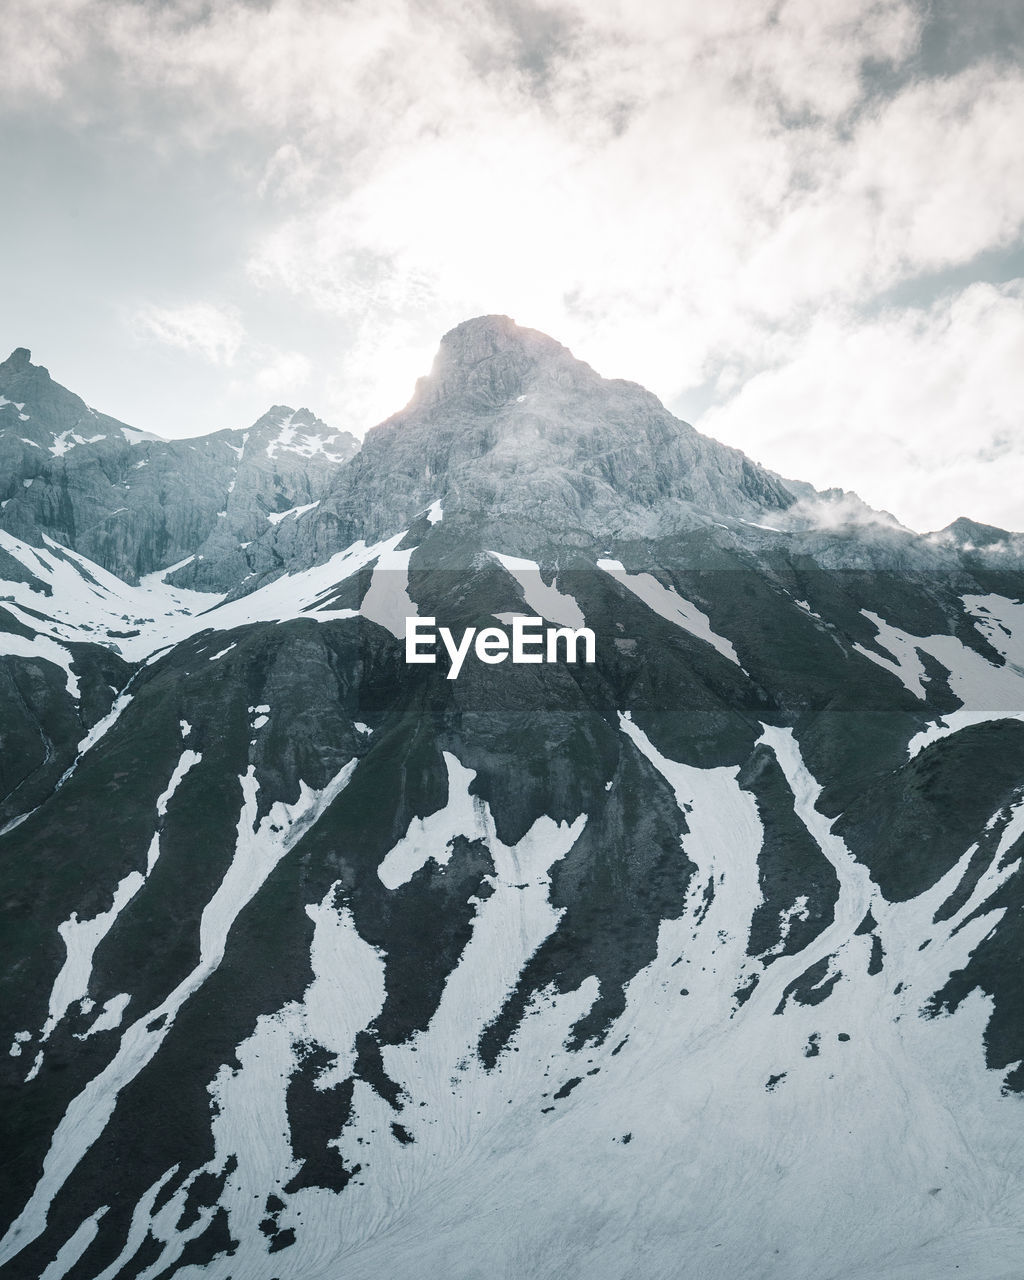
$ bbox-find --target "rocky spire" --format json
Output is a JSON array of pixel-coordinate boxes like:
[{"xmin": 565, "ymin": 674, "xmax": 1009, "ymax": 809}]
[{"xmin": 405, "ymin": 315, "xmax": 595, "ymax": 415}]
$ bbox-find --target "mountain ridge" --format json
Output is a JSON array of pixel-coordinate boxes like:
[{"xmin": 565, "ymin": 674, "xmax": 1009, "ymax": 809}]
[{"xmin": 2, "ymin": 318, "xmax": 1024, "ymax": 1280}]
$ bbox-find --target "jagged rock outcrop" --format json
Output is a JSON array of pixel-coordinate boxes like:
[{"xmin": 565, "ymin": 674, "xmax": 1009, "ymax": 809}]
[
  {"xmin": 0, "ymin": 352, "xmax": 357, "ymax": 586},
  {"xmin": 307, "ymin": 315, "xmax": 796, "ymax": 560}
]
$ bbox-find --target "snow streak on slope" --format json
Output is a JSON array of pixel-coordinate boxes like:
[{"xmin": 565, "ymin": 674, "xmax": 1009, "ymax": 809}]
[
  {"xmin": 854, "ymin": 610, "xmax": 929, "ymax": 697},
  {"xmin": 77, "ymin": 693, "xmax": 134, "ymax": 757},
  {"xmin": 357, "ymin": 543, "xmax": 418, "ymax": 639},
  {"xmin": 37, "ymin": 1207, "xmax": 107, "ymax": 1280},
  {"xmin": 117, "ymin": 755, "xmax": 588, "ymax": 1279},
  {"xmin": 745, "ymin": 726, "xmax": 874, "ymax": 1019},
  {"xmin": 597, "ymin": 559, "xmax": 741, "ymax": 666},
  {"xmin": 267, "ymin": 500, "xmax": 319, "ymax": 525},
  {"xmin": 489, "ymin": 552, "xmax": 586, "ymax": 627},
  {"xmin": 202, "ymin": 532, "xmax": 406, "ymax": 634},
  {"xmin": 155, "ymin": 727, "xmax": 1024, "ymax": 1279},
  {"xmin": 0, "ymin": 757, "xmax": 356, "ymax": 1273},
  {"xmin": 848, "ymin": 598, "xmax": 1024, "ymax": 755},
  {"xmin": 30, "ymin": 750, "xmax": 201, "ymax": 1065}
]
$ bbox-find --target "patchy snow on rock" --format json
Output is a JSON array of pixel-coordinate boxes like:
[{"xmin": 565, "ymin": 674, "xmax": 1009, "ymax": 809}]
[
  {"xmin": 598, "ymin": 558, "xmax": 741, "ymax": 666},
  {"xmin": 37, "ymin": 1207, "xmax": 108, "ymax": 1280},
  {"xmin": 18, "ymin": 711, "xmax": 1024, "ymax": 1280},
  {"xmin": 0, "ymin": 531, "xmax": 220, "ymax": 664},
  {"xmin": 120, "ymin": 426, "xmax": 161, "ymax": 444},
  {"xmin": 9, "ymin": 1030, "xmax": 31, "ymax": 1057},
  {"xmin": 0, "ymin": 528, "xmax": 423, "ymax": 667},
  {"xmin": 359, "ymin": 542, "xmax": 419, "ymax": 639},
  {"xmin": 0, "ymin": 757, "xmax": 356, "ymax": 1272},
  {"xmin": 378, "ymin": 752, "xmax": 485, "ymax": 889},
  {"xmin": 426, "ymin": 498, "xmax": 443, "ymax": 524},
  {"xmin": 35, "ymin": 749, "xmax": 201, "ymax": 1052},
  {"xmin": 78, "ymin": 993, "xmax": 132, "ymax": 1040},
  {"xmin": 854, "ymin": 611, "xmax": 928, "ymax": 698},
  {"xmin": 265, "ymin": 412, "xmax": 350, "ymax": 463},
  {"xmin": 48, "ymin": 430, "xmax": 106, "ymax": 458},
  {"xmin": 37, "ymin": 874, "xmax": 147, "ymax": 1047},
  {"xmin": 490, "ymin": 552, "xmax": 586, "ymax": 628},
  {"xmin": 156, "ymin": 772, "xmax": 587, "ymax": 1279},
  {"xmin": 0, "ymin": 627, "xmax": 80, "ymax": 698},
  {"xmin": 267, "ymin": 500, "xmax": 319, "ymax": 525},
  {"xmin": 850, "ymin": 598, "xmax": 1024, "ymax": 755}
]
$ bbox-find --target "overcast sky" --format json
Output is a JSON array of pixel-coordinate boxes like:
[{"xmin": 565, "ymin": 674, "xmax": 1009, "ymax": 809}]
[{"xmin": 3, "ymin": 0, "xmax": 1024, "ymax": 532}]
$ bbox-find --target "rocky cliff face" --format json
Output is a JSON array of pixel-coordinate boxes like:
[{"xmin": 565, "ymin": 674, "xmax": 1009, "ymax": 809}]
[
  {"xmin": 1, "ymin": 320, "xmax": 1024, "ymax": 1280},
  {"xmin": 0, "ymin": 351, "xmax": 358, "ymax": 589},
  {"xmin": 306, "ymin": 316, "xmax": 796, "ymax": 562}
]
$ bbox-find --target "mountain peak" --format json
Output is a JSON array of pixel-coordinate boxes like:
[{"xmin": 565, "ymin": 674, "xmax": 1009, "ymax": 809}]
[
  {"xmin": 405, "ymin": 314, "xmax": 587, "ymax": 415},
  {"xmin": 0, "ymin": 348, "xmax": 35, "ymax": 379},
  {"xmin": 440, "ymin": 314, "xmax": 568, "ymax": 361}
]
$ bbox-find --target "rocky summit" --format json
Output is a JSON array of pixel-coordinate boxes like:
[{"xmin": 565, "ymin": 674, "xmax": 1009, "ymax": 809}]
[{"xmin": 2, "ymin": 318, "xmax": 1024, "ymax": 1280}]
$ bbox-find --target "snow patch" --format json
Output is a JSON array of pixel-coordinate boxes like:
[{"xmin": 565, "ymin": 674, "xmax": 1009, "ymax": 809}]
[
  {"xmin": 0, "ymin": 629, "xmax": 80, "ymax": 697},
  {"xmin": 854, "ymin": 611, "xmax": 927, "ymax": 698},
  {"xmin": 38, "ymin": 1207, "xmax": 108, "ymax": 1280},
  {"xmin": 77, "ymin": 692, "xmax": 132, "ymax": 756},
  {"xmin": 267, "ymin": 499, "xmax": 319, "ymax": 525},
  {"xmin": 598, "ymin": 559, "xmax": 741, "ymax": 666},
  {"xmin": 0, "ymin": 757, "xmax": 356, "ymax": 1270},
  {"xmin": 78, "ymin": 993, "xmax": 131, "ymax": 1039},
  {"xmin": 359, "ymin": 542, "xmax": 418, "ymax": 638},
  {"xmin": 490, "ymin": 552, "xmax": 585, "ymax": 628},
  {"xmin": 49, "ymin": 430, "xmax": 106, "ymax": 457},
  {"xmin": 378, "ymin": 753, "xmax": 485, "ymax": 889}
]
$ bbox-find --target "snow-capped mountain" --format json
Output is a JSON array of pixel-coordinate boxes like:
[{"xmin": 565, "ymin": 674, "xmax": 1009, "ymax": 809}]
[
  {"xmin": 2, "ymin": 319, "xmax": 1024, "ymax": 1280},
  {"xmin": 0, "ymin": 348, "xmax": 358, "ymax": 590}
]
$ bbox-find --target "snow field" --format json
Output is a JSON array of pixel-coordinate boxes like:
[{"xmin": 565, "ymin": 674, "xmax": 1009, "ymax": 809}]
[
  {"xmin": 161, "ymin": 721, "xmax": 1024, "ymax": 1280},
  {"xmin": 0, "ymin": 756, "xmax": 356, "ymax": 1273}
]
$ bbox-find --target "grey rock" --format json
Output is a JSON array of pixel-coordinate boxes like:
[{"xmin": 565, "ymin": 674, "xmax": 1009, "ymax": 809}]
[{"xmin": 0, "ymin": 352, "xmax": 357, "ymax": 586}]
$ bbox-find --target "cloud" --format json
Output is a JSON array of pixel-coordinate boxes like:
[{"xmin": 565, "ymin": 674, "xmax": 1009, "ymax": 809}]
[
  {"xmin": 252, "ymin": 348, "xmax": 312, "ymax": 393},
  {"xmin": 783, "ymin": 491, "xmax": 908, "ymax": 533},
  {"xmin": 1, "ymin": 0, "xmax": 91, "ymax": 103},
  {"xmin": 701, "ymin": 281, "xmax": 1024, "ymax": 532},
  {"xmin": 135, "ymin": 301, "xmax": 245, "ymax": 365},
  {"xmin": 4, "ymin": 1, "xmax": 1024, "ymax": 530}
]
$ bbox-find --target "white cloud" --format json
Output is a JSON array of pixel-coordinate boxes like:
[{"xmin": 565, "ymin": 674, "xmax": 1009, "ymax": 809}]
[
  {"xmin": 701, "ymin": 281, "xmax": 1024, "ymax": 532},
  {"xmin": 252, "ymin": 348, "xmax": 311, "ymax": 393},
  {"xmin": 4, "ymin": 1, "xmax": 1024, "ymax": 529},
  {"xmin": 135, "ymin": 301, "xmax": 245, "ymax": 365},
  {"xmin": 0, "ymin": 0, "xmax": 92, "ymax": 103}
]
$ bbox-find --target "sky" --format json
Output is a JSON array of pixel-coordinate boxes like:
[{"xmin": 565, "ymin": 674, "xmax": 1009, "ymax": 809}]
[{"xmin": 3, "ymin": 0, "xmax": 1024, "ymax": 533}]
